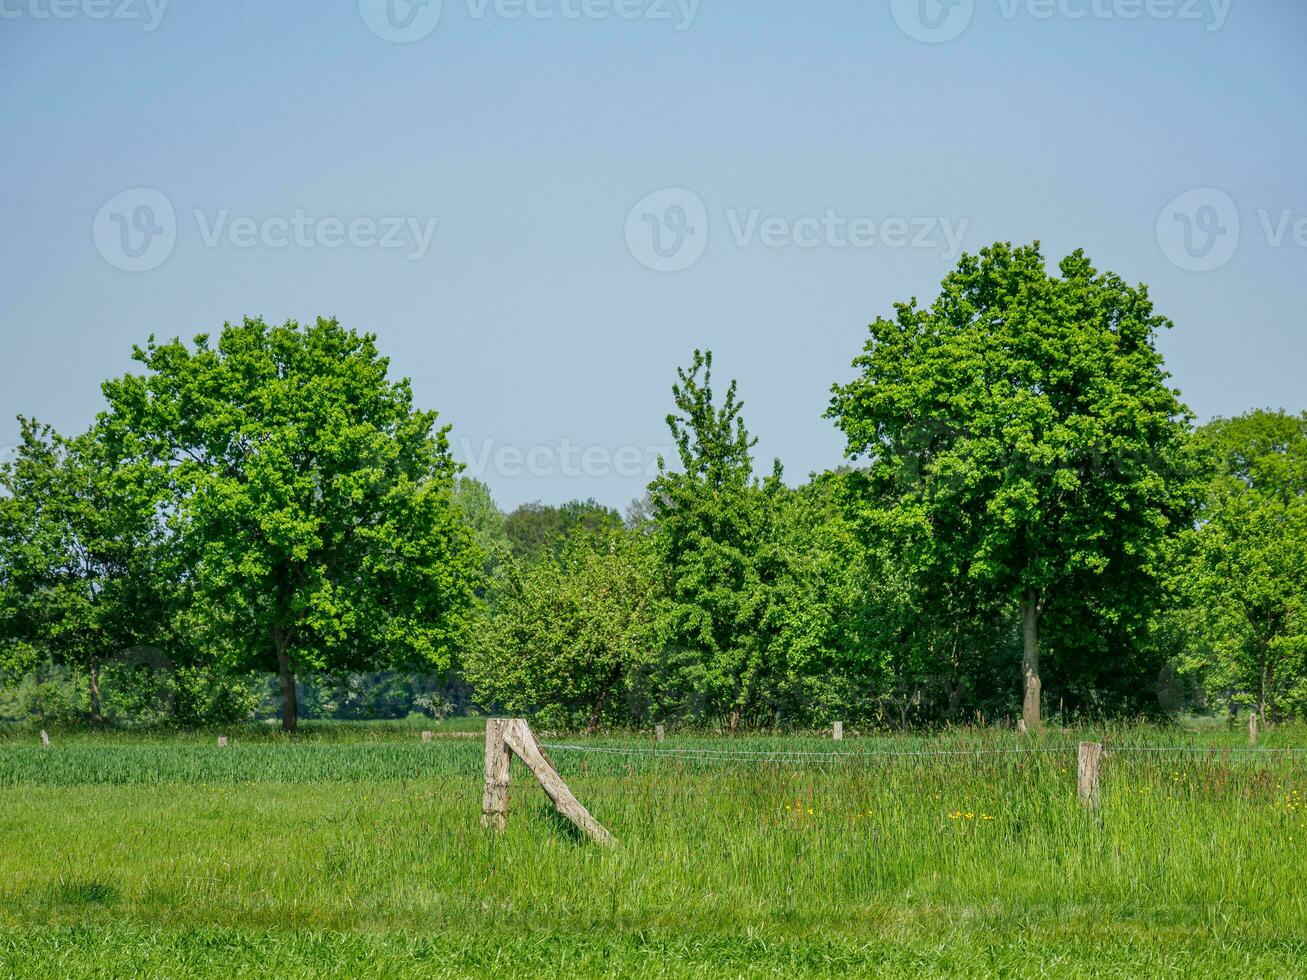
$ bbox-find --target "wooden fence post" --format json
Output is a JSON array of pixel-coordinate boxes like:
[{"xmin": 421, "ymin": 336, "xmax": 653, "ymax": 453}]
[
  {"xmin": 832, "ymin": 721, "xmax": 843, "ymax": 741},
  {"xmin": 1077, "ymin": 741, "xmax": 1103, "ymax": 809},
  {"xmin": 1249, "ymin": 712, "xmax": 1258, "ymax": 747},
  {"xmin": 654, "ymin": 724, "xmax": 665, "ymax": 743},
  {"xmin": 482, "ymin": 718, "xmax": 512, "ymax": 831}
]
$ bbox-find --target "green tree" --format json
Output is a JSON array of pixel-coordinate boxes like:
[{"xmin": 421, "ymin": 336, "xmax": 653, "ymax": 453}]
[
  {"xmin": 453, "ymin": 477, "xmax": 511, "ymax": 584},
  {"xmin": 0, "ymin": 419, "xmax": 169, "ymax": 727},
  {"xmin": 649, "ymin": 351, "xmax": 789, "ymax": 731},
  {"xmin": 829, "ymin": 243, "xmax": 1199, "ymax": 728},
  {"xmin": 503, "ymin": 498, "xmax": 622, "ymax": 562},
  {"xmin": 465, "ymin": 527, "xmax": 654, "ymax": 731},
  {"xmin": 1176, "ymin": 410, "xmax": 1307, "ymax": 718},
  {"xmin": 100, "ymin": 317, "xmax": 482, "ymax": 732}
]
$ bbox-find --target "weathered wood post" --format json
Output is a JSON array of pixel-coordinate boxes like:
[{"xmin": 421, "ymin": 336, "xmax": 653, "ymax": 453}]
[
  {"xmin": 502, "ymin": 719, "xmax": 615, "ymax": 845},
  {"xmin": 832, "ymin": 721, "xmax": 843, "ymax": 741},
  {"xmin": 217, "ymin": 735, "xmax": 228, "ymax": 747},
  {"xmin": 654, "ymin": 724, "xmax": 665, "ymax": 742},
  {"xmin": 421, "ymin": 730, "xmax": 434, "ymax": 743},
  {"xmin": 40, "ymin": 730, "xmax": 50, "ymax": 747},
  {"xmin": 1077, "ymin": 741, "xmax": 1104, "ymax": 809},
  {"xmin": 482, "ymin": 718, "xmax": 512, "ymax": 831},
  {"xmin": 1249, "ymin": 712, "xmax": 1258, "ymax": 747}
]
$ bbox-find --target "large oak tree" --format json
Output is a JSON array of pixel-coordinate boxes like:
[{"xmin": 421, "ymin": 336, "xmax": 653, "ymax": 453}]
[
  {"xmin": 101, "ymin": 317, "xmax": 481, "ymax": 731},
  {"xmin": 829, "ymin": 243, "xmax": 1199, "ymax": 728}
]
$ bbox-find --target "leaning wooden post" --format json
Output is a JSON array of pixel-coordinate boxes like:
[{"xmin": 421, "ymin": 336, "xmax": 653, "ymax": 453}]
[
  {"xmin": 502, "ymin": 719, "xmax": 615, "ymax": 845},
  {"xmin": 481, "ymin": 718, "xmax": 511, "ymax": 831},
  {"xmin": 832, "ymin": 721, "xmax": 843, "ymax": 741},
  {"xmin": 1077, "ymin": 741, "xmax": 1104, "ymax": 809},
  {"xmin": 1249, "ymin": 712, "xmax": 1258, "ymax": 747}
]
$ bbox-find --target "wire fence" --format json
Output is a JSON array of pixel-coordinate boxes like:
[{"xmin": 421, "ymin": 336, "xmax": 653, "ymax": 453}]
[{"xmin": 539, "ymin": 741, "xmax": 1307, "ymax": 763}]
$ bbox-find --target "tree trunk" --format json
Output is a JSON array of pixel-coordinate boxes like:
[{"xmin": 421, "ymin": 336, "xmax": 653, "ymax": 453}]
[
  {"xmin": 89, "ymin": 653, "xmax": 102, "ymax": 730},
  {"xmin": 1257, "ymin": 639, "xmax": 1269, "ymax": 721},
  {"xmin": 1020, "ymin": 591, "xmax": 1042, "ymax": 732},
  {"xmin": 275, "ymin": 636, "xmax": 298, "ymax": 734},
  {"xmin": 586, "ymin": 687, "xmax": 610, "ymax": 735}
]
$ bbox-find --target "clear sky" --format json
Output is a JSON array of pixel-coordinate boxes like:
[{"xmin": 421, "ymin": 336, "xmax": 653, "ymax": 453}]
[{"xmin": 2, "ymin": 0, "xmax": 1303, "ymax": 512}]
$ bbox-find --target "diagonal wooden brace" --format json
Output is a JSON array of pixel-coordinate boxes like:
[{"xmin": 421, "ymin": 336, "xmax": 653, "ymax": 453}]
[{"xmin": 481, "ymin": 717, "xmax": 615, "ymax": 845}]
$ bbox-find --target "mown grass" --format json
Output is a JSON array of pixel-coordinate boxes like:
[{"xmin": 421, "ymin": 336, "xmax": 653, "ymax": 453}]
[{"xmin": 1, "ymin": 725, "xmax": 1305, "ymax": 976}]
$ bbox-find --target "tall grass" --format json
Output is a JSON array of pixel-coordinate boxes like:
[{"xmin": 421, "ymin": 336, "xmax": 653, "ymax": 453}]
[{"xmin": 1, "ymin": 725, "xmax": 1305, "ymax": 976}]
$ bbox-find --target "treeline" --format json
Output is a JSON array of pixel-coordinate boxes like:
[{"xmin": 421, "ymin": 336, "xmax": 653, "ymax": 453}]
[{"xmin": 2, "ymin": 242, "xmax": 1304, "ymax": 732}]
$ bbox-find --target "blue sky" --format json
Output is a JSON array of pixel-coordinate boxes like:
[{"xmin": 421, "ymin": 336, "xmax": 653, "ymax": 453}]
[{"xmin": 2, "ymin": 0, "xmax": 1304, "ymax": 511}]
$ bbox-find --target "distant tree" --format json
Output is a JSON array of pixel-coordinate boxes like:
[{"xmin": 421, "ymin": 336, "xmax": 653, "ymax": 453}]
[
  {"xmin": 1176, "ymin": 410, "xmax": 1307, "ymax": 718},
  {"xmin": 100, "ymin": 317, "xmax": 482, "ymax": 732},
  {"xmin": 466, "ymin": 527, "xmax": 655, "ymax": 731},
  {"xmin": 453, "ymin": 477, "xmax": 511, "ymax": 584},
  {"xmin": 648, "ymin": 350, "xmax": 789, "ymax": 731},
  {"xmin": 0, "ymin": 420, "xmax": 169, "ymax": 726},
  {"xmin": 503, "ymin": 498, "xmax": 622, "ymax": 561},
  {"xmin": 829, "ymin": 243, "xmax": 1200, "ymax": 728}
]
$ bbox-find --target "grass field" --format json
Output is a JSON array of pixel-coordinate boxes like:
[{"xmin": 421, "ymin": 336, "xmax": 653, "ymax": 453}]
[{"xmin": 2, "ymin": 721, "xmax": 1305, "ymax": 977}]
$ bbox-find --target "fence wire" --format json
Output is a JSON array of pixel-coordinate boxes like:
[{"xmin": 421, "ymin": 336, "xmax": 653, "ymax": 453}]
[{"xmin": 538, "ymin": 741, "xmax": 1307, "ymax": 763}]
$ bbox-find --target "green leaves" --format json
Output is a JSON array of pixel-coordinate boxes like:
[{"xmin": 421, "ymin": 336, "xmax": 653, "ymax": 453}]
[
  {"xmin": 465, "ymin": 526, "xmax": 655, "ymax": 731},
  {"xmin": 829, "ymin": 242, "xmax": 1200, "ymax": 716},
  {"xmin": 1175, "ymin": 410, "xmax": 1307, "ymax": 715},
  {"xmin": 98, "ymin": 317, "xmax": 482, "ymax": 728},
  {"xmin": 0, "ymin": 419, "xmax": 170, "ymax": 721}
]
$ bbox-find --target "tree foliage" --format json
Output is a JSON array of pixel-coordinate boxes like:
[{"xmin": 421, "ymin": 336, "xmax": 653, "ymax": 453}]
[
  {"xmin": 99, "ymin": 317, "xmax": 482, "ymax": 731},
  {"xmin": 0, "ymin": 420, "xmax": 169, "ymax": 726},
  {"xmin": 828, "ymin": 242, "xmax": 1200, "ymax": 726},
  {"xmin": 465, "ymin": 526, "xmax": 654, "ymax": 731},
  {"xmin": 1174, "ymin": 410, "xmax": 1307, "ymax": 717}
]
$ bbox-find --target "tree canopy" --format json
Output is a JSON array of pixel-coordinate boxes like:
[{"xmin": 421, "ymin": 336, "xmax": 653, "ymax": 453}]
[
  {"xmin": 828, "ymin": 243, "xmax": 1201, "ymax": 727},
  {"xmin": 98, "ymin": 317, "xmax": 482, "ymax": 731}
]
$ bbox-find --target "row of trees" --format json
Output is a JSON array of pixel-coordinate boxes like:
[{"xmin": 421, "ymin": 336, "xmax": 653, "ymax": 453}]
[{"xmin": 2, "ymin": 242, "xmax": 1303, "ymax": 731}]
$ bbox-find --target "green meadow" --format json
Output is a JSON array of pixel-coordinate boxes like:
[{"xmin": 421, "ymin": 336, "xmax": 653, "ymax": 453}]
[{"xmin": 2, "ymin": 722, "xmax": 1305, "ymax": 978}]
